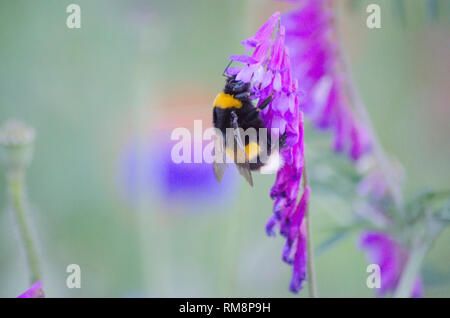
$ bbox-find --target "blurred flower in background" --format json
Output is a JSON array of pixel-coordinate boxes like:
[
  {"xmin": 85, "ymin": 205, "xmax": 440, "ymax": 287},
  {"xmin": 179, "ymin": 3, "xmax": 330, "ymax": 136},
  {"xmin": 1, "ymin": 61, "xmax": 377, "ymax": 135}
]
[
  {"xmin": 283, "ymin": 0, "xmax": 371, "ymax": 161},
  {"xmin": 0, "ymin": 120, "xmax": 35, "ymax": 176},
  {"xmin": 17, "ymin": 281, "xmax": 45, "ymax": 298},
  {"xmin": 354, "ymin": 156, "xmax": 422, "ymax": 297},
  {"xmin": 359, "ymin": 231, "xmax": 423, "ymax": 297},
  {"xmin": 120, "ymin": 133, "xmax": 238, "ymax": 210},
  {"xmin": 118, "ymin": 89, "xmax": 239, "ymax": 212},
  {"xmin": 357, "ymin": 168, "xmax": 387, "ymax": 201}
]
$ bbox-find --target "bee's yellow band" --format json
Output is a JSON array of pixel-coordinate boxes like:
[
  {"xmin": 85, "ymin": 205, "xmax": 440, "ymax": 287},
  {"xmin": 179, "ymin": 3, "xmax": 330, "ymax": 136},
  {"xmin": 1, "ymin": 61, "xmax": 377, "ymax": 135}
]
[
  {"xmin": 225, "ymin": 142, "xmax": 260, "ymax": 162},
  {"xmin": 213, "ymin": 93, "xmax": 243, "ymax": 109},
  {"xmin": 225, "ymin": 147, "xmax": 246, "ymax": 163},
  {"xmin": 245, "ymin": 142, "xmax": 260, "ymax": 160}
]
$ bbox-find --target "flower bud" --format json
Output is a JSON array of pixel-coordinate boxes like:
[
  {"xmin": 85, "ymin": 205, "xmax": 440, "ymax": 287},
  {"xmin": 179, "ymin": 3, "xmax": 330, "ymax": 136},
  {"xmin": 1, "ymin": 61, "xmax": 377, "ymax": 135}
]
[{"xmin": 0, "ymin": 120, "xmax": 35, "ymax": 178}]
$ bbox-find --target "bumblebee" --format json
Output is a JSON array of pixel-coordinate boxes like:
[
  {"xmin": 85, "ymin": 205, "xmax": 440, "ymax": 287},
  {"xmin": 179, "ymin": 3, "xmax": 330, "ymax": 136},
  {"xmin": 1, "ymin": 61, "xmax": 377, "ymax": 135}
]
[{"xmin": 212, "ymin": 65, "xmax": 285, "ymax": 186}]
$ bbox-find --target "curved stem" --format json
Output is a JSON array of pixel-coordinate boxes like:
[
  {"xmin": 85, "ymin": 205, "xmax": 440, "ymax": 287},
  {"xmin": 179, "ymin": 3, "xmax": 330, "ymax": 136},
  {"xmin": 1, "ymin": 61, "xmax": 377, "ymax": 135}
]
[
  {"xmin": 393, "ymin": 241, "xmax": 429, "ymax": 298},
  {"xmin": 8, "ymin": 172, "xmax": 41, "ymax": 284},
  {"xmin": 303, "ymin": 164, "xmax": 317, "ymax": 298},
  {"xmin": 394, "ymin": 220, "xmax": 443, "ymax": 298},
  {"xmin": 341, "ymin": 53, "xmax": 404, "ymax": 213},
  {"xmin": 333, "ymin": 5, "xmax": 404, "ymax": 213}
]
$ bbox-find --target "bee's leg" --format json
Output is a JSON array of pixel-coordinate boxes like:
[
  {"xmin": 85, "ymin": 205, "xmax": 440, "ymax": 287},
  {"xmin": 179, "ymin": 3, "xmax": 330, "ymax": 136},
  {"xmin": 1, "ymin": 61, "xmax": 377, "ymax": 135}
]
[
  {"xmin": 234, "ymin": 92, "xmax": 250, "ymax": 99},
  {"xmin": 242, "ymin": 108, "xmax": 260, "ymax": 123},
  {"xmin": 257, "ymin": 95, "xmax": 273, "ymax": 111},
  {"xmin": 230, "ymin": 111, "xmax": 247, "ymax": 159},
  {"xmin": 230, "ymin": 111, "xmax": 239, "ymax": 129}
]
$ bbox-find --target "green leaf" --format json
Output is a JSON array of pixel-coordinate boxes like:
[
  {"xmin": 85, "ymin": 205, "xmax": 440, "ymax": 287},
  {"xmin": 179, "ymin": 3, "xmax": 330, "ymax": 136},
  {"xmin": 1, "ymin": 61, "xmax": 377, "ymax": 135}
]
[{"xmin": 315, "ymin": 228, "xmax": 352, "ymax": 256}]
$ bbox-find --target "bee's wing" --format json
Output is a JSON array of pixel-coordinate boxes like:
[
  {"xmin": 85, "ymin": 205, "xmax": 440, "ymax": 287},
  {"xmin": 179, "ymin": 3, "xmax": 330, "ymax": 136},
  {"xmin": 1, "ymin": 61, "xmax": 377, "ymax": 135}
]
[
  {"xmin": 213, "ymin": 130, "xmax": 227, "ymax": 183},
  {"xmin": 236, "ymin": 162, "xmax": 253, "ymax": 187},
  {"xmin": 232, "ymin": 127, "xmax": 253, "ymax": 187}
]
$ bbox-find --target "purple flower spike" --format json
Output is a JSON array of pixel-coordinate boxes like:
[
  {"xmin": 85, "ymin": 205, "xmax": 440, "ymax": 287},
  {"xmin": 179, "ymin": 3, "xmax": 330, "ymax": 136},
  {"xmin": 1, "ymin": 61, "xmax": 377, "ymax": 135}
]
[
  {"xmin": 283, "ymin": 0, "xmax": 371, "ymax": 161},
  {"xmin": 241, "ymin": 11, "xmax": 281, "ymax": 51},
  {"xmin": 229, "ymin": 54, "xmax": 257, "ymax": 65},
  {"xmin": 290, "ymin": 222, "xmax": 307, "ymax": 293},
  {"xmin": 17, "ymin": 281, "xmax": 45, "ymax": 298},
  {"xmin": 359, "ymin": 231, "xmax": 423, "ymax": 297},
  {"xmin": 229, "ymin": 12, "xmax": 309, "ymax": 293}
]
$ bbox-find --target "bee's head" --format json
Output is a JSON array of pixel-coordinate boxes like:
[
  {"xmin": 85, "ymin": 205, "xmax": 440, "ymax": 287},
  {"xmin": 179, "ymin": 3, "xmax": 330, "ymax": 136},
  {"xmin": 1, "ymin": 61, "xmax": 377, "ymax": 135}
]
[
  {"xmin": 222, "ymin": 60, "xmax": 251, "ymax": 97},
  {"xmin": 224, "ymin": 76, "xmax": 251, "ymax": 96}
]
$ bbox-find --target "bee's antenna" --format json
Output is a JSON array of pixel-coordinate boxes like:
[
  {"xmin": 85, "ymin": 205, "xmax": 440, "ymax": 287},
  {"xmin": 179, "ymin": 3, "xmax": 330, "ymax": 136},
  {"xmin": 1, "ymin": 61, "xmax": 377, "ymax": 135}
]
[{"xmin": 222, "ymin": 60, "xmax": 233, "ymax": 78}]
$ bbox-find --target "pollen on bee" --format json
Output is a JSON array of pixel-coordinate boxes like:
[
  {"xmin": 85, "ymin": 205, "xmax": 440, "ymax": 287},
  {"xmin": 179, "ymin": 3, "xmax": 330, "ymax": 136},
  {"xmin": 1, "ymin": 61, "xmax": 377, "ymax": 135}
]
[
  {"xmin": 225, "ymin": 146, "xmax": 246, "ymax": 163},
  {"xmin": 245, "ymin": 142, "xmax": 260, "ymax": 160}
]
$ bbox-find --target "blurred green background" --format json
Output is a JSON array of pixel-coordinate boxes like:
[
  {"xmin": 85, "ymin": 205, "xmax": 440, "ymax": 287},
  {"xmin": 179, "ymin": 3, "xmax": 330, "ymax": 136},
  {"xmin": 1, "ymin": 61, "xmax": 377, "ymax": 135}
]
[{"xmin": 0, "ymin": 0, "xmax": 449, "ymax": 297}]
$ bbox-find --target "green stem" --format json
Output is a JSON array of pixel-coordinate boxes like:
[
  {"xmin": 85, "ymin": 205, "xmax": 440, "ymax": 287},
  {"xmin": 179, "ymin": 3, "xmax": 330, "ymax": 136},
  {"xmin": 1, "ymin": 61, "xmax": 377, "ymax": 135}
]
[
  {"xmin": 333, "ymin": 6, "xmax": 404, "ymax": 213},
  {"xmin": 393, "ymin": 241, "xmax": 429, "ymax": 298},
  {"xmin": 8, "ymin": 171, "xmax": 41, "ymax": 284},
  {"xmin": 394, "ymin": 221, "xmax": 443, "ymax": 298},
  {"xmin": 341, "ymin": 53, "xmax": 404, "ymax": 213},
  {"xmin": 303, "ymin": 164, "xmax": 317, "ymax": 298}
]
